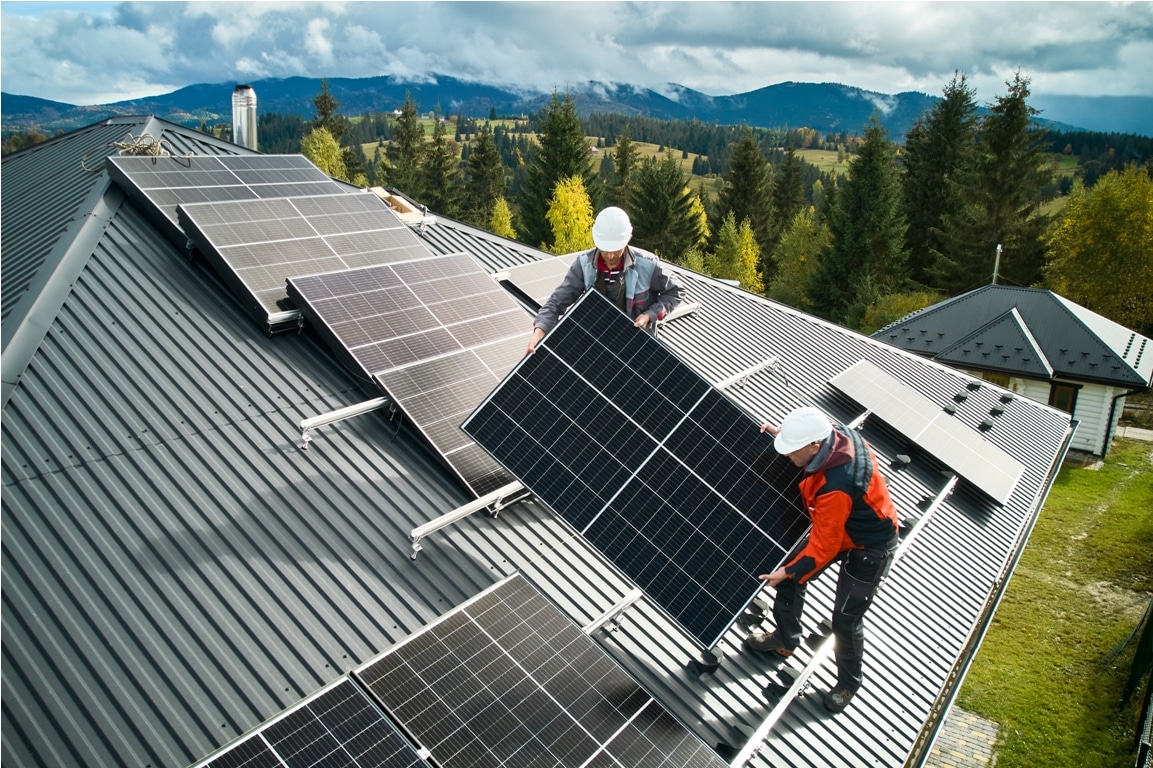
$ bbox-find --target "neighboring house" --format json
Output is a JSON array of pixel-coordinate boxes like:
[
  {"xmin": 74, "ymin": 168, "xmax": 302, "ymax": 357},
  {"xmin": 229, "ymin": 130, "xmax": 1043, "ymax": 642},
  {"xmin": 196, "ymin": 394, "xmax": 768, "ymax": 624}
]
[
  {"xmin": 3, "ymin": 117, "xmax": 1076, "ymax": 768},
  {"xmin": 872, "ymin": 285, "xmax": 1152, "ymax": 457}
]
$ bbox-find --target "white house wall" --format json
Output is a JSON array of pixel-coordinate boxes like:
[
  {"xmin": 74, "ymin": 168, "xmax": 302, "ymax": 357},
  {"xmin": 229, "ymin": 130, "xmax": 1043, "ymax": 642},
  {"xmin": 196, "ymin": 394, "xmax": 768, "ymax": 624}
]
[{"xmin": 1013, "ymin": 377, "xmax": 1115, "ymax": 454}]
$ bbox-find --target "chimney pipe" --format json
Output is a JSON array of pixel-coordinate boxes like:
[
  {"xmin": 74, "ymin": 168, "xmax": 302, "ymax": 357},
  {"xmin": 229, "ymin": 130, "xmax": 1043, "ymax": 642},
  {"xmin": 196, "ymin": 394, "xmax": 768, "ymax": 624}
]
[{"xmin": 232, "ymin": 85, "xmax": 258, "ymax": 151}]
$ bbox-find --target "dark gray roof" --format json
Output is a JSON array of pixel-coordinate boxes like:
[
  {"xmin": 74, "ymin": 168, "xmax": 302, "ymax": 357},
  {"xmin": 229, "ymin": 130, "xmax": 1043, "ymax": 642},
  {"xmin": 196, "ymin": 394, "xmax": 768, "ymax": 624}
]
[
  {"xmin": 873, "ymin": 284, "xmax": 1152, "ymax": 389},
  {"xmin": 3, "ymin": 120, "xmax": 1076, "ymax": 768}
]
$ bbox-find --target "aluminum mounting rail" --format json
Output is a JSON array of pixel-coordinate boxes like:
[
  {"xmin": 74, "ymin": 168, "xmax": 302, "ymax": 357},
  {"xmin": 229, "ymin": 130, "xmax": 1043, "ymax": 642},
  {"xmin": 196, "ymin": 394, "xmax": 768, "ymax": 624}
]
[{"xmin": 409, "ymin": 481, "xmax": 529, "ymax": 559}]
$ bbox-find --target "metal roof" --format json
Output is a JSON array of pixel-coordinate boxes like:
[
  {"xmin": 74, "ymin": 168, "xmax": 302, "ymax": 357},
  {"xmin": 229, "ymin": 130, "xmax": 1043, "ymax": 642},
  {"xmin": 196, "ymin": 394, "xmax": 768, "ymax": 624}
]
[
  {"xmin": 873, "ymin": 284, "xmax": 1152, "ymax": 389},
  {"xmin": 2, "ymin": 121, "xmax": 1075, "ymax": 768}
]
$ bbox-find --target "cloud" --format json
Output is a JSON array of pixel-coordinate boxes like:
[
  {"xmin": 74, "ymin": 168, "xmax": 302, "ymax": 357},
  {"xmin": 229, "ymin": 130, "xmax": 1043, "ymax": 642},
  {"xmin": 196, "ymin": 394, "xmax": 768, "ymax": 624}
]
[{"xmin": 2, "ymin": 1, "xmax": 1150, "ymax": 106}]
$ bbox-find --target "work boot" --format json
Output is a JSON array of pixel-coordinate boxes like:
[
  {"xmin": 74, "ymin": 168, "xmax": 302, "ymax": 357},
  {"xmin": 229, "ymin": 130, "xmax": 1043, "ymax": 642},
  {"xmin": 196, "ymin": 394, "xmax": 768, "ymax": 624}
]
[
  {"xmin": 823, "ymin": 686, "xmax": 856, "ymax": 713},
  {"xmin": 742, "ymin": 631, "xmax": 794, "ymax": 657}
]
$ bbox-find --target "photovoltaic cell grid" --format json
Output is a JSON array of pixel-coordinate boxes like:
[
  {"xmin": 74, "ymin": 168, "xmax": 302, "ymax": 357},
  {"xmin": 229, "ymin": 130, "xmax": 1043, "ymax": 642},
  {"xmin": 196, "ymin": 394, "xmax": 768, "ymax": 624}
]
[
  {"xmin": 177, "ymin": 193, "xmax": 436, "ymax": 318},
  {"xmin": 287, "ymin": 252, "xmax": 529, "ymax": 496},
  {"xmin": 356, "ymin": 574, "xmax": 728, "ymax": 768},
  {"xmin": 829, "ymin": 359, "xmax": 1025, "ymax": 504},
  {"xmin": 107, "ymin": 154, "xmax": 349, "ymax": 225},
  {"xmin": 198, "ymin": 678, "xmax": 428, "ymax": 768},
  {"xmin": 462, "ymin": 292, "xmax": 809, "ymax": 648}
]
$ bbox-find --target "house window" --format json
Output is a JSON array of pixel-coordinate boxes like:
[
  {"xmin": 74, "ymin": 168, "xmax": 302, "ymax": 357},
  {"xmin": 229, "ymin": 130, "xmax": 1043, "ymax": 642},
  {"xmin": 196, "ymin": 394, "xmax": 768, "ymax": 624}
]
[
  {"xmin": 1048, "ymin": 382, "xmax": 1080, "ymax": 414},
  {"xmin": 983, "ymin": 372, "xmax": 1011, "ymax": 388}
]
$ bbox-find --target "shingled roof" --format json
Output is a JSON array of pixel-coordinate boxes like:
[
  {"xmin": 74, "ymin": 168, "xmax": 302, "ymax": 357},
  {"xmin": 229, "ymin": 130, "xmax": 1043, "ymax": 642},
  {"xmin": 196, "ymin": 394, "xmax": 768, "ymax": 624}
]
[
  {"xmin": 3, "ymin": 119, "xmax": 1076, "ymax": 768},
  {"xmin": 872, "ymin": 285, "xmax": 1152, "ymax": 390}
]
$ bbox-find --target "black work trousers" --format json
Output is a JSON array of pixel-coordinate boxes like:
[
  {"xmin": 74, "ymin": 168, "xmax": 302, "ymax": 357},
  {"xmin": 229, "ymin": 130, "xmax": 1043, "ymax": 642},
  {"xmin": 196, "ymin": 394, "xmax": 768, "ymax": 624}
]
[{"xmin": 771, "ymin": 537, "xmax": 899, "ymax": 691}]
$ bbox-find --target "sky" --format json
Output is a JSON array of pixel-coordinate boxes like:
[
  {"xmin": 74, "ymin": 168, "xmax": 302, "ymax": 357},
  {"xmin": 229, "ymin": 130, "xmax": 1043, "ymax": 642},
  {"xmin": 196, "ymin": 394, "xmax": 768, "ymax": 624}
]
[{"xmin": 2, "ymin": 1, "xmax": 1151, "ymax": 108}]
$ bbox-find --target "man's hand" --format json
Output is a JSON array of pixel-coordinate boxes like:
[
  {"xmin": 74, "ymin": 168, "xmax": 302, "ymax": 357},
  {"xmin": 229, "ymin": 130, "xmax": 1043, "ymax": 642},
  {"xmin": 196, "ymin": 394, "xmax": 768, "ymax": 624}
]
[
  {"xmin": 525, "ymin": 327, "xmax": 546, "ymax": 355},
  {"xmin": 633, "ymin": 314, "xmax": 652, "ymax": 329},
  {"xmin": 758, "ymin": 567, "xmax": 789, "ymax": 587},
  {"xmin": 760, "ymin": 422, "xmax": 780, "ymax": 437}
]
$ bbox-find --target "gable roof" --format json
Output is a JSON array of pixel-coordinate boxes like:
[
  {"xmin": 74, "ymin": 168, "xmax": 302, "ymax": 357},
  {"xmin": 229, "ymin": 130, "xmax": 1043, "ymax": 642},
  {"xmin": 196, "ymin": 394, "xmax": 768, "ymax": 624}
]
[
  {"xmin": 873, "ymin": 285, "xmax": 1153, "ymax": 389},
  {"xmin": 2, "ymin": 119, "xmax": 1076, "ymax": 768}
]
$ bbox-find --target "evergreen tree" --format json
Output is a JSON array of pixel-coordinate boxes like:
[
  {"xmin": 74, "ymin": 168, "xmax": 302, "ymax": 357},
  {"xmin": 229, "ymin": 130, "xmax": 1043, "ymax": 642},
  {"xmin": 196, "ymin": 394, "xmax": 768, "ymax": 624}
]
[
  {"xmin": 419, "ymin": 110, "xmax": 461, "ymax": 216},
  {"xmin": 462, "ymin": 126, "xmax": 506, "ymax": 227},
  {"xmin": 932, "ymin": 72, "xmax": 1053, "ymax": 293},
  {"xmin": 312, "ymin": 78, "xmax": 348, "ymax": 143},
  {"xmin": 386, "ymin": 91, "xmax": 425, "ymax": 198},
  {"xmin": 1044, "ymin": 166, "xmax": 1153, "ymax": 334},
  {"xmin": 301, "ymin": 127, "xmax": 348, "ymax": 181},
  {"xmin": 707, "ymin": 212, "xmax": 764, "ymax": 293},
  {"xmin": 628, "ymin": 152, "xmax": 703, "ymax": 261},
  {"xmin": 808, "ymin": 118, "xmax": 908, "ymax": 325},
  {"xmin": 519, "ymin": 92, "xmax": 598, "ymax": 251},
  {"xmin": 605, "ymin": 125, "xmax": 640, "ymax": 208},
  {"xmin": 901, "ymin": 72, "xmax": 979, "ymax": 287},
  {"xmin": 545, "ymin": 176, "xmax": 595, "ymax": 254},
  {"xmin": 768, "ymin": 207, "xmax": 830, "ymax": 311},
  {"xmin": 490, "ymin": 197, "xmax": 518, "ymax": 240},
  {"xmin": 770, "ymin": 146, "xmax": 807, "ymax": 252},
  {"xmin": 712, "ymin": 127, "xmax": 774, "ymax": 277}
]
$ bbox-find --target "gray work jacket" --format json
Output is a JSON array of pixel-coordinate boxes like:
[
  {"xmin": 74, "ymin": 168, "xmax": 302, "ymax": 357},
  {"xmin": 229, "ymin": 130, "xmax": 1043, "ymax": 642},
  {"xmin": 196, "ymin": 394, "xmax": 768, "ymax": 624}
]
[{"xmin": 532, "ymin": 246, "xmax": 685, "ymax": 333}]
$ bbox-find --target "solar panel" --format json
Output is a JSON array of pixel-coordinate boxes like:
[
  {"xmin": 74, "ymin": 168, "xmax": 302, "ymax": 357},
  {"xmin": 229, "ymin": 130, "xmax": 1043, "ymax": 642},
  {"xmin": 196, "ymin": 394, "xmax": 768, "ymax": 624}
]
[
  {"xmin": 197, "ymin": 678, "xmax": 429, "ymax": 768},
  {"xmin": 499, "ymin": 253, "xmax": 579, "ymax": 307},
  {"xmin": 177, "ymin": 193, "xmax": 435, "ymax": 323},
  {"xmin": 288, "ymin": 253, "xmax": 530, "ymax": 495},
  {"xmin": 107, "ymin": 155, "xmax": 349, "ymax": 230},
  {"xmin": 462, "ymin": 292, "xmax": 809, "ymax": 648},
  {"xmin": 355, "ymin": 574, "xmax": 729, "ymax": 768},
  {"xmin": 829, "ymin": 359, "xmax": 1024, "ymax": 504}
]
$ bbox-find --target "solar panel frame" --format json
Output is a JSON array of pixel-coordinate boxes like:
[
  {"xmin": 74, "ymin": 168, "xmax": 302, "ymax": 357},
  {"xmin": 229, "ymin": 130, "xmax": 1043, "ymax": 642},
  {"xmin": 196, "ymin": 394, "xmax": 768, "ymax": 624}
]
[
  {"xmin": 354, "ymin": 573, "xmax": 729, "ymax": 768},
  {"xmin": 178, "ymin": 192, "xmax": 435, "ymax": 325},
  {"xmin": 499, "ymin": 253, "xmax": 580, "ymax": 308},
  {"xmin": 287, "ymin": 253, "xmax": 531, "ymax": 496},
  {"xmin": 462, "ymin": 291, "xmax": 810, "ymax": 648},
  {"xmin": 829, "ymin": 359, "xmax": 1025, "ymax": 504},
  {"xmin": 195, "ymin": 677, "xmax": 430, "ymax": 768}
]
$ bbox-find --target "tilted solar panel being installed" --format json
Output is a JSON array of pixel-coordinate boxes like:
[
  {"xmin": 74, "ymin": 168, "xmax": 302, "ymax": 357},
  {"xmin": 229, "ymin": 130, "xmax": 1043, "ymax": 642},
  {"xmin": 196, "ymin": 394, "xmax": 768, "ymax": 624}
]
[
  {"xmin": 178, "ymin": 192, "xmax": 434, "ymax": 323},
  {"xmin": 356, "ymin": 573, "xmax": 729, "ymax": 767},
  {"xmin": 287, "ymin": 252, "xmax": 529, "ymax": 496},
  {"xmin": 195, "ymin": 677, "xmax": 429, "ymax": 768},
  {"xmin": 462, "ymin": 291, "xmax": 809, "ymax": 648}
]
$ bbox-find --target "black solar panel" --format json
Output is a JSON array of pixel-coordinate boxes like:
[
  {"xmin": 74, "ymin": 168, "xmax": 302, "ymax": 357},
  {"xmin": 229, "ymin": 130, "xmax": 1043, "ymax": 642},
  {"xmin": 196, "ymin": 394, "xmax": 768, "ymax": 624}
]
[
  {"xmin": 199, "ymin": 678, "xmax": 428, "ymax": 768},
  {"xmin": 288, "ymin": 253, "xmax": 529, "ymax": 495},
  {"xmin": 355, "ymin": 574, "xmax": 728, "ymax": 768},
  {"xmin": 462, "ymin": 292, "xmax": 809, "ymax": 647},
  {"xmin": 178, "ymin": 193, "xmax": 434, "ymax": 321},
  {"xmin": 107, "ymin": 155, "xmax": 349, "ymax": 227}
]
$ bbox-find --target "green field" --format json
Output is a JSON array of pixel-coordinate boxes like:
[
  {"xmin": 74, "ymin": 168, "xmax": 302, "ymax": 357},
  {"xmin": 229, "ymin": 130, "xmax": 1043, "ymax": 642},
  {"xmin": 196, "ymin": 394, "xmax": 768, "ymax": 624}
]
[{"xmin": 957, "ymin": 438, "xmax": 1153, "ymax": 767}]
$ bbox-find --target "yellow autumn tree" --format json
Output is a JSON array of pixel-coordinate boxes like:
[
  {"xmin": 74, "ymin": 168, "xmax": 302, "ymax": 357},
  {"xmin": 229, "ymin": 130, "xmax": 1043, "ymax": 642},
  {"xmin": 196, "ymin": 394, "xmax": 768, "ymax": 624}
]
[
  {"xmin": 300, "ymin": 127, "xmax": 348, "ymax": 182},
  {"xmin": 490, "ymin": 197, "xmax": 517, "ymax": 240},
  {"xmin": 544, "ymin": 175, "xmax": 594, "ymax": 254},
  {"xmin": 707, "ymin": 211, "xmax": 764, "ymax": 293}
]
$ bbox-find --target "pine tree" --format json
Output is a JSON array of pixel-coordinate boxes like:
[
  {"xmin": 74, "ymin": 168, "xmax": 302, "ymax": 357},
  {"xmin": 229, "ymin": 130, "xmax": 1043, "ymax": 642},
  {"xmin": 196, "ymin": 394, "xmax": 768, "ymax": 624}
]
[
  {"xmin": 545, "ymin": 176, "xmax": 595, "ymax": 254},
  {"xmin": 312, "ymin": 78, "xmax": 348, "ymax": 144},
  {"xmin": 519, "ymin": 92, "xmax": 598, "ymax": 251},
  {"xmin": 901, "ymin": 72, "xmax": 978, "ymax": 287},
  {"xmin": 301, "ymin": 127, "xmax": 348, "ymax": 182},
  {"xmin": 386, "ymin": 91, "xmax": 425, "ymax": 198},
  {"xmin": 628, "ymin": 152, "xmax": 703, "ymax": 261},
  {"xmin": 605, "ymin": 125, "xmax": 640, "ymax": 208},
  {"xmin": 713, "ymin": 128, "xmax": 774, "ymax": 275},
  {"xmin": 462, "ymin": 126, "xmax": 507, "ymax": 228},
  {"xmin": 419, "ymin": 110, "xmax": 460, "ymax": 216},
  {"xmin": 808, "ymin": 118, "xmax": 908, "ymax": 325},
  {"xmin": 770, "ymin": 146, "xmax": 807, "ymax": 252},
  {"xmin": 932, "ymin": 72, "xmax": 1053, "ymax": 293},
  {"xmin": 707, "ymin": 212, "xmax": 764, "ymax": 293}
]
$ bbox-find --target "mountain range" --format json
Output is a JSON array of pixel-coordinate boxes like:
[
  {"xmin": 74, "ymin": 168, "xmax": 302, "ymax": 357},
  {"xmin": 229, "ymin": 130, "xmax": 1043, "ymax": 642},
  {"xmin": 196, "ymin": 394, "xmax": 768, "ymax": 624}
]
[{"xmin": 4, "ymin": 74, "xmax": 1150, "ymax": 139}]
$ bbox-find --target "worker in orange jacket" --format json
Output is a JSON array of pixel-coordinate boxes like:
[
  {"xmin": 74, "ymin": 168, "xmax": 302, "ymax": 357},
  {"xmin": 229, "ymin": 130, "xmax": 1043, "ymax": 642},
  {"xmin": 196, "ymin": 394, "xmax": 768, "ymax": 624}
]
[{"xmin": 744, "ymin": 406, "xmax": 900, "ymax": 713}]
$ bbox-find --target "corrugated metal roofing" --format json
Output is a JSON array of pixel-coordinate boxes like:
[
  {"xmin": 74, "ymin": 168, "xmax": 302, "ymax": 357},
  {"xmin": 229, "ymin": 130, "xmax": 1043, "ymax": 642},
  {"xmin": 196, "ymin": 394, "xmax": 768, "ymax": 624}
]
[
  {"xmin": 3, "ymin": 122, "xmax": 1075, "ymax": 768},
  {"xmin": 874, "ymin": 284, "xmax": 1152, "ymax": 388}
]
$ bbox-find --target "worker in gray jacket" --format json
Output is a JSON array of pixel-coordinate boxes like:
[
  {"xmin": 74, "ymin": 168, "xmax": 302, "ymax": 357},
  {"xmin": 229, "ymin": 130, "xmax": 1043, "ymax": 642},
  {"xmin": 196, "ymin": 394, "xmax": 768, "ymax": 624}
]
[{"xmin": 526, "ymin": 206, "xmax": 685, "ymax": 354}]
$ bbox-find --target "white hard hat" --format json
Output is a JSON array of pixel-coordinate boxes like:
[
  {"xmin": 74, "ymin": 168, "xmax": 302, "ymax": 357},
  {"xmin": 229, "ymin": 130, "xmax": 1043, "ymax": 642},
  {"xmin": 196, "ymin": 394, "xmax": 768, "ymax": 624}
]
[
  {"xmin": 773, "ymin": 407, "xmax": 833, "ymax": 454},
  {"xmin": 592, "ymin": 206, "xmax": 633, "ymax": 251}
]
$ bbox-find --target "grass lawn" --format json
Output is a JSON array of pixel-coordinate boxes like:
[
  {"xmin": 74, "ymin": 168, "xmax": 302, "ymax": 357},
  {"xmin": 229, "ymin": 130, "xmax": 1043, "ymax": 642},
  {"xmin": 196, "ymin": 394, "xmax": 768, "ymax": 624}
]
[
  {"xmin": 956, "ymin": 438, "xmax": 1153, "ymax": 767},
  {"xmin": 797, "ymin": 148, "xmax": 850, "ymax": 177}
]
